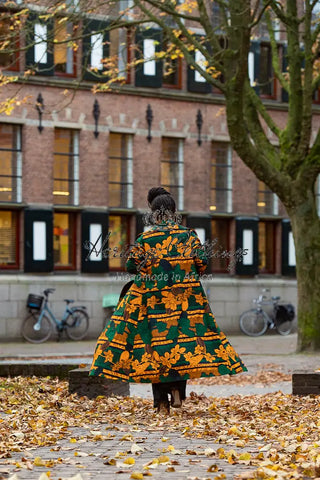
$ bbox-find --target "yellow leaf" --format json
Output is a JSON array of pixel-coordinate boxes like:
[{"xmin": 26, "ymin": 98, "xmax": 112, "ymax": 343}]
[
  {"xmin": 239, "ymin": 453, "xmax": 251, "ymax": 461},
  {"xmin": 130, "ymin": 473, "xmax": 144, "ymax": 480},
  {"xmin": 70, "ymin": 438, "xmax": 77, "ymax": 443},
  {"xmin": 34, "ymin": 457, "xmax": 45, "ymax": 467},
  {"xmin": 124, "ymin": 457, "xmax": 135, "ymax": 465},
  {"xmin": 158, "ymin": 455, "xmax": 170, "ymax": 463},
  {"xmin": 208, "ymin": 464, "xmax": 218, "ymax": 472}
]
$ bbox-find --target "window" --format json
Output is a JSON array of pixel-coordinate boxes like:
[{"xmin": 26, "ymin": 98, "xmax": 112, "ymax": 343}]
[
  {"xmin": 135, "ymin": 28, "xmax": 163, "ymax": 88},
  {"xmin": 162, "ymin": 41, "xmax": 181, "ymax": 89},
  {"xmin": 161, "ymin": 137, "xmax": 184, "ymax": 210},
  {"xmin": 108, "ymin": 133, "xmax": 133, "ymax": 208},
  {"xmin": 0, "ymin": 17, "xmax": 19, "ymax": 70},
  {"xmin": 258, "ymin": 221, "xmax": 275, "ymax": 273},
  {"xmin": 109, "ymin": 27, "xmax": 131, "ymax": 83},
  {"xmin": 258, "ymin": 43, "xmax": 276, "ymax": 97},
  {"xmin": 53, "ymin": 212, "xmax": 76, "ymax": 269},
  {"xmin": 210, "ymin": 142, "xmax": 232, "ymax": 213},
  {"xmin": 108, "ymin": 215, "xmax": 130, "ymax": 270},
  {"xmin": 211, "ymin": 219, "xmax": 229, "ymax": 273},
  {"xmin": 0, "ymin": 124, "xmax": 22, "ymax": 203},
  {"xmin": 0, "ymin": 210, "xmax": 19, "ymax": 268},
  {"xmin": 54, "ymin": 19, "xmax": 75, "ymax": 75},
  {"xmin": 53, "ymin": 129, "xmax": 79, "ymax": 205},
  {"xmin": 82, "ymin": 19, "xmax": 109, "ymax": 81},
  {"xmin": 257, "ymin": 180, "xmax": 278, "ymax": 215}
]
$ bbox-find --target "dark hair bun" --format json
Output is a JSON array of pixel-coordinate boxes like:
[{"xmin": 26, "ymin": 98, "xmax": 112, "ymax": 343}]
[
  {"xmin": 147, "ymin": 187, "xmax": 170, "ymax": 205},
  {"xmin": 147, "ymin": 187, "xmax": 176, "ymax": 214}
]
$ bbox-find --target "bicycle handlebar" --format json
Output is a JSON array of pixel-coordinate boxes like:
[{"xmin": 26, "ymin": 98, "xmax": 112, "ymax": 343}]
[{"xmin": 43, "ymin": 288, "xmax": 56, "ymax": 297}]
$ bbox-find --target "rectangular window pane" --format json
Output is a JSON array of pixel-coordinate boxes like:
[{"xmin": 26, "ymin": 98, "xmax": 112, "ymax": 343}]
[
  {"xmin": 211, "ymin": 219, "xmax": 229, "ymax": 272},
  {"xmin": 161, "ymin": 137, "xmax": 183, "ymax": 210},
  {"xmin": 53, "ymin": 129, "xmax": 79, "ymax": 205},
  {"xmin": 34, "ymin": 23, "xmax": 48, "ymax": 64},
  {"xmin": 108, "ymin": 133, "xmax": 133, "ymax": 208},
  {"xmin": 211, "ymin": 142, "xmax": 232, "ymax": 213},
  {"xmin": 195, "ymin": 50, "xmax": 206, "ymax": 83},
  {"xmin": 109, "ymin": 215, "xmax": 130, "ymax": 270},
  {"xmin": 0, "ymin": 20, "xmax": 18, "ymax": 69},
  {"xmin": 259, "ymin": 44, "xmax": 273, "ymax": 96},
  {"xmin": 54, "ymin": 20, "xmax": 74, "ymax": 74},
  {"xmin": 0, "ymin": 210, "xmax": 18, "ymax": 266},
  {"xmin": 91, "ymin": 32, "xmax": 103, "ymax": 70},
  {"xmin": 258, "ymin": 221, "xmax": 275, "ymax": 273},
  {"xmin": 53, "ymin": 212, "xmax": 75, "ymax": 268},
  {"xmin": 257, "ymin": 180, "xmax": 275, "ymax": 215},
  {"xmin": 143, "ymin": 39, "xmax": 156, "ymax": 76},
  {"xmin": 0, "ymin": 124, "xmax": 22, "ymax": 203}
]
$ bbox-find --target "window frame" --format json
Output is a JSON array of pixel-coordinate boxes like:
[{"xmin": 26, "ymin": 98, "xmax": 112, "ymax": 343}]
[
  {"xmin": 0, "ymin": 123, "xmax": 22, "ymax": 204},
  {"xmin": 53, "ymin": 18, "xmax": 77, "ymax": 78},
  {"xmin": 0, "ymin": 15, "xmax": 20, "ymax": 71},
  {"xmin": 160, "ymin": 136, "xmax": 184, "ymax": 211},
  {"xmin": 108, "ymin": 213, "xmax": 132, "ymax": 272},
  {"xmin": 53, "ymin": 128, "xmax": 80, "ymax": 206},
  {"xmin": 108, "ymin": 132, "xmax": 133, "ymax": 209},
  {"xmin": 258, "ymin": 220, "xmax": 276, "ymax": 274},
  {"xmin": 210, "ymin": 217, "xmax": 231, "ymax": 274},
  {"xmin": 53, "ymin": 210, "xmax": 77, "ymax": 271},
  {"xmin": 210, "ymin": 142, "xmax": 232, "ymax": 214},
  {"xmin": 0, "ymin": 208, "xmax": 20, "ymax": 269},
  {"xmin": 257, "ymin": 180, "xmax": 278, "ymax": 216}
]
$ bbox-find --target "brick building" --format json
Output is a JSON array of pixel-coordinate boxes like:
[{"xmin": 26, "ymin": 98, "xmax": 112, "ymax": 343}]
[{"xmin": 1, "ymin": 0, "xmax": 315, "ymax": 338}]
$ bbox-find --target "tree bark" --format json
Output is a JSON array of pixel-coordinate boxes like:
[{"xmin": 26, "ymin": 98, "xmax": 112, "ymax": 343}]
[{"xmin": 288, "ymin": 194, "xmax": 320, "ymax": 351}]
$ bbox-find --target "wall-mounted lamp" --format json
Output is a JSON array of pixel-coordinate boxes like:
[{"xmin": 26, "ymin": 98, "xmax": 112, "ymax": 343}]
[
  {"xmin": 93, "ymin": 99, "xmax": 100, "ymax": 138},
  {"xmin": 35, "ymin": 93, "xmax": 44, "ymax": 133},
  {"xmin": 196, "ymin": 109, "xmax": 203, "ymax": 146},
  {"xmin": 146, "ymin": 104, "xmax": 153, "ymax": 142}
]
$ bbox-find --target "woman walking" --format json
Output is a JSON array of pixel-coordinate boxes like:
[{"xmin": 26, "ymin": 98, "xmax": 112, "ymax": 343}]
[{"xmin": 90, "ymin": 187, "xmax": 247, "ymax": 413}]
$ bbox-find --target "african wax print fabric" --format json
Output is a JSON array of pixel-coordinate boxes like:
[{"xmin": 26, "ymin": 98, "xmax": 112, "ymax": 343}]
[{"xmin": 90, "ymin": 222, "xmax": 247, "ymax": 383}]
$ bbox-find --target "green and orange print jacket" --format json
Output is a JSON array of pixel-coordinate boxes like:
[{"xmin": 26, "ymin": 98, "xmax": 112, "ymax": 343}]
[{"xmin": 89, "ymin": 221, "xmax": 247, "ymax": 383}]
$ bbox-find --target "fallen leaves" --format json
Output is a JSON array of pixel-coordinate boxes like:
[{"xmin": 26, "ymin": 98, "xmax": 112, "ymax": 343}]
[{"xmin": 1, "ymin": 376, "xmax": 320, "ymax": 479}]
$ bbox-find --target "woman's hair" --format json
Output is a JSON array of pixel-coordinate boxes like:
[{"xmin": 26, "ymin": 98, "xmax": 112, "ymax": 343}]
[{"xmin": 147, "ymin": 187, "xmax": 176, "ymax": 214}]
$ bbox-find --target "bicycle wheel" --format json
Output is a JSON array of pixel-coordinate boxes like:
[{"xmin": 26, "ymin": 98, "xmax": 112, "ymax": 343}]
[
  {"xmin": 65, "ymin": 309, "xmax": 89, "ymax": 340},
  {"xmin": 275, "ymin": 315, "xmax": 293, "ymax": 336},
  {"xmin": 21, "ymin": 311, "xmax": 53, "ymax": 343},
  {"xmin": 239, "ymin": 309, "xmax": 269, "ymax": 337}
]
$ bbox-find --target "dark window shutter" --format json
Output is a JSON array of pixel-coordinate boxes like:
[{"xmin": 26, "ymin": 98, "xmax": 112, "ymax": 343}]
[
  {"xmin": 135, "ymin": 213, "xmax": 145, "ymax": 236},
  {"xmin": 249, "ymin": 41, "xmax": 260, "ymax": 95},
  {"xmin": 25, "ymin": 13, "xmax": 54, "ymax": 76},
  {"xmin": 281, "ymin": 44, "xmax": 289, "ymax": 102},
  {"xmin": 186, "ymin": 215, "xmax": 211, "ymax": 272},
  {"xmin": 82, "ymin": 19, "xmax": 110, "ymax": 82},
  {"xmin": 187, "ymin": 48, "xmax": 212, "ymax": 93},
  {"xmin": 281, "ymin": 219, "xmax": 296, "ymax": 276},
  {"xmin": 24, "ymin": 209, "xmax": 53, "ymax": 272},
  {"xmin": 186, "ymin": 215, "xmax": 211, "ymax": 243},
  {"xmin": 235, "ymin": 217, "xmax": 259, "ymax": 275},
  {"xmin": 135, "ymin": 28, "xmax": 163, "ymax": 88},
  {"xmin": 81, "ymin": 211, "xmax": 109, "ymax": 273}
]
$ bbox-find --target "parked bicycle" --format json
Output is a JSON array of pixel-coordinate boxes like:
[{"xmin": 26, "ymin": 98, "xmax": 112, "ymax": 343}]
[
  {"xmin": 239, "ymin": 289, "xmax": 295, "ymax": 337},
  {"xmin": 22, "ymin": 288, "xmax": 89, "ymax": 343}
]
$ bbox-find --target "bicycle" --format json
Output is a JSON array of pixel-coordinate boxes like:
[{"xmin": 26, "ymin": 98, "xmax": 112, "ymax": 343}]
[
  {"xmin": 239, "ymin": 288, "xmax": 295, "ymax": 337},
  {"xmin": 22, "ymin": 288, "xmax": 89, "ymax": 343}
]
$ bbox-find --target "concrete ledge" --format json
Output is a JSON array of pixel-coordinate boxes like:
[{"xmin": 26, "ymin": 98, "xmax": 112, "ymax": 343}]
[
  {"xmin": 0, "ymin": 362, "xmax": 79, "ymax": 378},
  {"xmin": 68, "ymin": 366, "xmax": 130, "ymax": 398},
  {"xmin": 292, "ymin": 370, "xmax": 320, "ymax": 395}
]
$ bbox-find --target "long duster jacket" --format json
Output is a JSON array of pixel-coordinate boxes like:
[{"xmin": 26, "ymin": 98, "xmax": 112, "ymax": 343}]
[{"xmin": 90, "ymin": 221, "xmax": 247, "ymax": 383}]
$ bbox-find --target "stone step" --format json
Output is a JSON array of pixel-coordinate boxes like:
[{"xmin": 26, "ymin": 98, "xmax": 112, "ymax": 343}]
[
  {"xmin": 68, "ymin": 366, "xmax": 130, "ymax": 398},
  {"xmin": 292, "ymin": 370, "xmax": 320, "ymax": 395}
]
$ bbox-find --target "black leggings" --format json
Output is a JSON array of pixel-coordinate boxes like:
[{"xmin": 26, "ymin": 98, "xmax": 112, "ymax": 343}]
[{"xmin": 152, "ymin": 380, "xmax": 187, "ymax": 408}]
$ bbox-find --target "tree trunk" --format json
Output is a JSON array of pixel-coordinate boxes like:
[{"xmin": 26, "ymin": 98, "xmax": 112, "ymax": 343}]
[{"xmin": 288, "ymin": 194, "xmax": 320, "ymax": 352}]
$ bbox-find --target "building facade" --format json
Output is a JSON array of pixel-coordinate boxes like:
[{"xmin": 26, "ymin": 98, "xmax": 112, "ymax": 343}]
[{"xmin": 1, "ymin": 1, "xmax": 315, "ymax": 339}]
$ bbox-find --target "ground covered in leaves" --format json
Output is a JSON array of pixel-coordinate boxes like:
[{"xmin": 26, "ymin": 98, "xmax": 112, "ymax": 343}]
[{"xmin": 1, "ymin": 376, "xmax": 320, "ymax": 479}]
